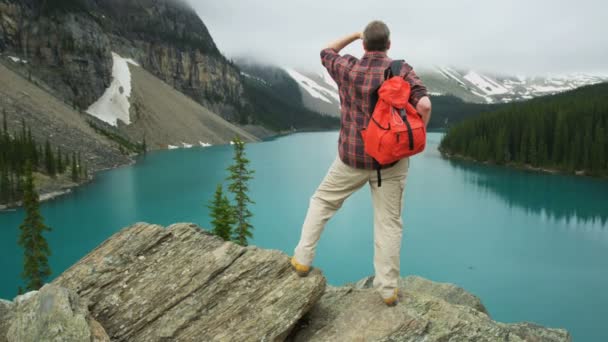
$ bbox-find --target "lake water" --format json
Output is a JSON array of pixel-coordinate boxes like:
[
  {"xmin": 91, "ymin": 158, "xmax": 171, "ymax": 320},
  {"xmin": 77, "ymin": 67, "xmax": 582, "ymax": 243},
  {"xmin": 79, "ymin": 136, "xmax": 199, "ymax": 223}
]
[{"xmin": 1, "ymin": 132, "xmax": 607, "ymax": 341}]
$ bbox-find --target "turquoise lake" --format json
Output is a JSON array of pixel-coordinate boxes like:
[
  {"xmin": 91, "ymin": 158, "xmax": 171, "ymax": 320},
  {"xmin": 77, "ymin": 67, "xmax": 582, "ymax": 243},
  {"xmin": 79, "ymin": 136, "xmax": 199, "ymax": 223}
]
[{"xmin": 1, "ymin": 132, "xmax": 607, "ymax": 341}]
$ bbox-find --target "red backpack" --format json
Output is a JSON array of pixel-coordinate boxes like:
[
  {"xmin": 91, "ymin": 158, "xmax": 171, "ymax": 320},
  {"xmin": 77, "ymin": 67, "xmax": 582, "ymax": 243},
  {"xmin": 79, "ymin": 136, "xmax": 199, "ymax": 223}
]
[{"xmin": 360, "ymin": 60, "xmax": 426, "ymax": 183}]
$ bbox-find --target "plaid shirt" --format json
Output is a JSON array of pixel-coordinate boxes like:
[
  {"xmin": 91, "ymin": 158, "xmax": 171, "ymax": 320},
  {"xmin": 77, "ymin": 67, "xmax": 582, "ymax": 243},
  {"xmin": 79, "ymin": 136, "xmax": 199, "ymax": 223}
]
[{"xmin": 321, "ymin": 48, "xmax": 428, "ymax": 170}]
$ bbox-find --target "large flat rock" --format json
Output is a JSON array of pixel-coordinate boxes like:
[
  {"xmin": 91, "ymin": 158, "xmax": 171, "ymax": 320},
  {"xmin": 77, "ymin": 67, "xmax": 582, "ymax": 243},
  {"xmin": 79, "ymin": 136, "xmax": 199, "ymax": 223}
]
[
  {"xmin": 52, "ymin": 222, "xmax": 326, "ymax": 341},
  {"xmin": 291, "ymin": 276, "xmax": 570, "ymax": 342}
]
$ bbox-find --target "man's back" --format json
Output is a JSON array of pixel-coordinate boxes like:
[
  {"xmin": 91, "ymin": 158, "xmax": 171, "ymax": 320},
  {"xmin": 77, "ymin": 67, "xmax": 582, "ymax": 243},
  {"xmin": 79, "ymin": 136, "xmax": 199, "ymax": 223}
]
[
  {"xmin": 321, "ymin": 48, "xmax": 428, "ymax": 169},
  {"xmin": 293, "ymin": 21, "xmax": 432, "ymax": 307}
]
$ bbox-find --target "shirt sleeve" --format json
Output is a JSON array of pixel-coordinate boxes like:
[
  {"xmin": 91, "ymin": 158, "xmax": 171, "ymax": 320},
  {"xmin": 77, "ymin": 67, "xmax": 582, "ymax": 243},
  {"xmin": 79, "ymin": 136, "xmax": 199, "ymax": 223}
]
[
  {"xmin": 320, "ymin": 48, "xmax": 357, "ymax": 86},
  {"xmin": 400, "ymin": 63, "xmax": 429, "ymax": 107}
]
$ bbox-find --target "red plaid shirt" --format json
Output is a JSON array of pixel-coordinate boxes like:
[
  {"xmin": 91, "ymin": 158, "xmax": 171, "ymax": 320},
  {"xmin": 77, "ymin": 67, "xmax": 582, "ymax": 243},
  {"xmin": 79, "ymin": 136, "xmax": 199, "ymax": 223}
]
[{"xmin": 321, "ymin": 48, "xmax": 428, "ymax": 169}]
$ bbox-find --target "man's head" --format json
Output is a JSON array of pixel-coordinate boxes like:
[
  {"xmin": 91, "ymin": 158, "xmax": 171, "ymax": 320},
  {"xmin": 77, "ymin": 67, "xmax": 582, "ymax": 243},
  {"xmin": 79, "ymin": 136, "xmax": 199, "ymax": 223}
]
[{"xmin": 362, "ymin": 20, "xmax": 391, "ymax": 52}]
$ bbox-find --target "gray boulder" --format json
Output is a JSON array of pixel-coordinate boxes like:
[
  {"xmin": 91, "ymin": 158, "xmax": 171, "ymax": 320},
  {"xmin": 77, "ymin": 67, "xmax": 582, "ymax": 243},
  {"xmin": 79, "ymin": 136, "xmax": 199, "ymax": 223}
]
[
  {"xmin": 0, "ymin": 299, "xmax": 13, "ymax": 342},
  {"xmin": 52, "ymin": 222, "xmax": 326, "ymax": 341},
  {"xmin": 290, "ymin": 276, "xmax": 570, "ymax": 342},
  {"xmin": 4, "ymin": 284, "xmax": 109, "ymax": 342}
]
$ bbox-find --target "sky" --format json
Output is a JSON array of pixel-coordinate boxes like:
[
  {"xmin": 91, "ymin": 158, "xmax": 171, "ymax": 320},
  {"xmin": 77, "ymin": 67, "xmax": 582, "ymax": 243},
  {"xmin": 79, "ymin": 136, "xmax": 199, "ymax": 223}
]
[{"xmin": 188, "ymin": 0, "xmax": 608, "ymax": 76}]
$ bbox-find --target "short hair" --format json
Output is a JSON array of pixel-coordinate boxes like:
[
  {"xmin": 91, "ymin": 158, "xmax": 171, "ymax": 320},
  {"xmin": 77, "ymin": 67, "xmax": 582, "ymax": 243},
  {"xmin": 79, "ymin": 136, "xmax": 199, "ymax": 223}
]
[{"xmin": 363, "ymin": 21, "xmax": 390, "ymax": 52}]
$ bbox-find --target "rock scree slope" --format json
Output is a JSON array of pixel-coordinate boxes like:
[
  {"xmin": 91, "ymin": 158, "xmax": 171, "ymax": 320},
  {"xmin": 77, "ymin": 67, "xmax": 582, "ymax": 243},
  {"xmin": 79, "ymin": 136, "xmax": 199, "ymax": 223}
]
[{"xmin": 1, "ymin": 222, "xmax": 570, "ymax": 341}]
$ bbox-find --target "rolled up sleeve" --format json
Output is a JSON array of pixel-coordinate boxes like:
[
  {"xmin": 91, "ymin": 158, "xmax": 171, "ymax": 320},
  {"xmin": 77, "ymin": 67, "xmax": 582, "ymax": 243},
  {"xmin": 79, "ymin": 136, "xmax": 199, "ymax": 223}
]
[
  {"xmin": 399, "ymin": 63, "xmax": 428, "ymax": 107},
  {"xmin": 320, "ymin": 48, "xmax": 357, "ymax": 86},
  {"xmin": 405, "ymin": 69, "xmax": 428, "ymax": 107}
]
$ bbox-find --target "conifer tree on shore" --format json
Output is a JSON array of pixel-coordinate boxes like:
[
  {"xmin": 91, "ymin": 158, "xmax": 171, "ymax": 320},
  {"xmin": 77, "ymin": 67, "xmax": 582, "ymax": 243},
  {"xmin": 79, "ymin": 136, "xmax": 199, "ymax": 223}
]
[
  {"xmin": 18, "ymin": 161, "xmax": 52, "ymax": 291},
  {"xmin": 207, "ymin": 184, "xmax": 235, "ymax": 241},
  {"xmin": 226, "ymin": 137, "xmax": 255, "ymax": 246}
]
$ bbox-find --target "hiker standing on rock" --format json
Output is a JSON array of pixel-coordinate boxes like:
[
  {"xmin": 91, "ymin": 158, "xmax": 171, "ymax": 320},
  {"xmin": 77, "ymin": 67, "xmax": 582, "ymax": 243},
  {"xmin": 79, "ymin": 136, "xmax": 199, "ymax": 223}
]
[{"xmin": 291, "ymin": 20, "xmax": 432, "ymax": 306}]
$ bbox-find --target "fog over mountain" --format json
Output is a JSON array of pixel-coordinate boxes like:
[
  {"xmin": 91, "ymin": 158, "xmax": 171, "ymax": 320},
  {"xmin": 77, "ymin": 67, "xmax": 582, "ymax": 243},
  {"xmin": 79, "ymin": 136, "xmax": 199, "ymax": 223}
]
[{"xmin": 188, "ymin": 0, "xmax": 608, "ymax": 76}]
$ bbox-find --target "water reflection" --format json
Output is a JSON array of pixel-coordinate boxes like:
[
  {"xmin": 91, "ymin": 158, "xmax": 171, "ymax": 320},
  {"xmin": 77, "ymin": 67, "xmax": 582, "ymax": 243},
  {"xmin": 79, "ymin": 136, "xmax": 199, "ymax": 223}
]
[{"xmin": 448, "ymin": 159, "xmax": 608, "ymax": 226}]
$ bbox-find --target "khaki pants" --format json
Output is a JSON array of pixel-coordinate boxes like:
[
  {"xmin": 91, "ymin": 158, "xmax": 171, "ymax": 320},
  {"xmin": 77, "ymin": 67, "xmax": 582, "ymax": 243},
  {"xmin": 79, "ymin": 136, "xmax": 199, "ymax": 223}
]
[{"xmin": 294, "ymin": 156, "xmax": 409, "ymax": 298}]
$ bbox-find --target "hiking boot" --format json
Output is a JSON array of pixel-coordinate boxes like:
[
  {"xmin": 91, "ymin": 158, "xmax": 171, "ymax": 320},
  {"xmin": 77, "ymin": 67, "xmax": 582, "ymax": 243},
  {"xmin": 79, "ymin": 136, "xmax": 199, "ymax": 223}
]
[
  {"xmin": 290, "ymin": 257, "xmax": 310, "ymax": 277},
  {"xmin": 382, "ymin": 289, "xmax": 399, "ymax": 307}
]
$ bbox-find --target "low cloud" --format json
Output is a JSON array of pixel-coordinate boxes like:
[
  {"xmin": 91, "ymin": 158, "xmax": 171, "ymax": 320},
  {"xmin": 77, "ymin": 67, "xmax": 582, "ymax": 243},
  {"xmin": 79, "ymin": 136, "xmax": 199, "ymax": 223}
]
[{"xmin": 188, "ymin": 0, "xmax": 608, "ymax": 75}]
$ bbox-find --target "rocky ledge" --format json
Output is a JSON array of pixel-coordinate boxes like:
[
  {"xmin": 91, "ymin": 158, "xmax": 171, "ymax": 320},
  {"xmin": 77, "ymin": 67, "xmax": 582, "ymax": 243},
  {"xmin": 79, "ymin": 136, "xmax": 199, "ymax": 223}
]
[{"xmin": 0, "ymin": 223, "xmax": 571, "ymax": 341}]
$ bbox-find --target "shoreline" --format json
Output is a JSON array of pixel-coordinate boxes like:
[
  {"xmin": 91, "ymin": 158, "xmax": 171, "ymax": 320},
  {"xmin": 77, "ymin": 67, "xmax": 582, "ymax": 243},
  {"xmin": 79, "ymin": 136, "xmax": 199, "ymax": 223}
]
[
  {"xmin": 0, "ymin": 159, "xmax": 137, "ymax": 213},
  {"xmin": 440, "ymin": 150, "xmax": 607, "ymax": 179},
  {"xmin": 0, "ymin": 128, "xmax": 338, "ymax": 212},
  {"xmin": 0, "ymin": 129, "xmax": 332, "ymax": 215}
]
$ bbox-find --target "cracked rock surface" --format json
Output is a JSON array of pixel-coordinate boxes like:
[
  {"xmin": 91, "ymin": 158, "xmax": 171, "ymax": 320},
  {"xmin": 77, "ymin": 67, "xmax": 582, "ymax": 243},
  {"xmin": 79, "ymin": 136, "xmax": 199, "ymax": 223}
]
[
  {"xmin": 0, "ymin": 221, "xmax": 569, "ymax": 342},
  {"xmin": 52, "ymin": 223, "xmax": 326, "ymax": 341},
  {"xmin": 289, "ymin": 276, "xmax": 570, "ymax": 342}
]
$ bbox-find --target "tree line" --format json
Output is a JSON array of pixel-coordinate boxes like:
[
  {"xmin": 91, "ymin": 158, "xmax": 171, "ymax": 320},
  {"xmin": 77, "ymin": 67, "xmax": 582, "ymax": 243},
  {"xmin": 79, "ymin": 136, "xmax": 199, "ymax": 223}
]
[
  {"xmin": 439, "ymin": 83, "xmax": 608, "ymax": 177},
  {"xmin": 0, "ymin": 112, "xmax": 88, "ymax": 206}
]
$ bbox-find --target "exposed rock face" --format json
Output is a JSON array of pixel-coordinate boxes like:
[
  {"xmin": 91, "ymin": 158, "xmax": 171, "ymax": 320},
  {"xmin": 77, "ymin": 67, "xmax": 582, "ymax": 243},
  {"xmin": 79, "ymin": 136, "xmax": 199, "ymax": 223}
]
[
  {"xmin": 0, "ymin": 0, "xmax": 113, "ymax": 110},
  {"xmin": 0, "ymin": 0, "xmax": 243, "ymax": 118},
  {"xmin": 290, "ymin": 276, "xmax": 570, "ymax": 342},
  {"xmin": 52, "ymin": 223, "xmax": 326, "ymax": 341},
  {"xmin": 3, "ymin": 284, "xmax": 109, "ymax": 342},
  {"xmin": 124, "ymin": 63, "xmax": 258, "ymax": 149}
]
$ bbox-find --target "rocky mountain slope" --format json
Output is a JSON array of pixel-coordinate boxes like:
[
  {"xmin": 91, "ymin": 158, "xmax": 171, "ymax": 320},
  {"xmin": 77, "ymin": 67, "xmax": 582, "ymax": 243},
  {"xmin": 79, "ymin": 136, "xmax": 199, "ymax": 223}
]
[
  {"xmin": 0, "ymin": 62, "xmax": 129, "ymax": 172},
  {"xmin": 237, "ymin": 61, "xmax": 339, "ymax": 131},
  {"xmin": 0, "ymin": 222, "xmax": 571, "ymax": 341},
  {"xmin": 291, "ymin": 64, "xmax": 608, "ymax": 115},
  {"xmin": 424, "ymin": 67, "xmax": 608, "ymax": 104},
  {"xmin": 0, "ymin": 0, "xmax": 259, "ymax": 148}
]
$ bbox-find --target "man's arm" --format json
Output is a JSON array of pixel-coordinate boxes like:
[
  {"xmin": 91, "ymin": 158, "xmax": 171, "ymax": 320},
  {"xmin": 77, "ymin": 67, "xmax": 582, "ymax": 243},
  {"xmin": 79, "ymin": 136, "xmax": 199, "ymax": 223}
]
[
  {"xmin": 325, "ymin": 32, "xmax": 362, "ymax": 53},
  {"xmin": 416, "ymin": 96, "xmax": 432, "ymax": 128},
  {"xmin": 321, "ymin": 32, "xmax": 361, "ymax": 84}
]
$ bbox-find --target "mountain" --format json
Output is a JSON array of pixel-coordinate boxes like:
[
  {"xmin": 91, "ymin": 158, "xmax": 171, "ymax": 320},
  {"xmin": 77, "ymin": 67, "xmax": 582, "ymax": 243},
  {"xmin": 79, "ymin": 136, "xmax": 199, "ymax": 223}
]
[
  {"xmin": 0, "ymin": 0, "xmax": 341, "ymax": 160},
  {"xmin": 237, "ymin": 61, "xmax": 339, "ymax": 132},
  {"xmin": 424, "ymin": 67, "xmax": 608, "ymax": 104},
  {"xmin": 0, "ymin": 0, "xmax": 259, "ymax": 156},
  {"xmin": 440, "ymin": 82, "xmax": 608, "ymax": 176},
  {"xmin": 288, "ymin": 64, "xmax": 608, "ymax": 117},
  {"xmin": 284, "ymin": 69, "xmax": 341, "ymax": 117},
  {"xmin": 0, "ymin": 222, "xmax": 570, "ymax": 341}
]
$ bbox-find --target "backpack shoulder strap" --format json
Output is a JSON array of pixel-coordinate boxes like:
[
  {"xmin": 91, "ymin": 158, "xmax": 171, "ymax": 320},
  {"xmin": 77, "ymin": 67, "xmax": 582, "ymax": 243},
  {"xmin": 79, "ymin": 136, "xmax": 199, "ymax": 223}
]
[{"xmin": 385, "ymin": 60, "xmax": 404, "ymax": 79}]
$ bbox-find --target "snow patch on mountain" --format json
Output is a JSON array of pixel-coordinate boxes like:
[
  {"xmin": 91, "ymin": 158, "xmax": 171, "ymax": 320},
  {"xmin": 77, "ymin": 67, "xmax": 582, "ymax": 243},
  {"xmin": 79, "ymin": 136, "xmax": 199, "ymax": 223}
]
[
  {"xmin": 86, "ymin": 52, "xmax": 139, "ymax": 126},
  {"xmin": 284, "ymin": 68, "xmax": 339, "ymax": 103},
  {"xmin": 437, "ymin": 67, "xmax": 467, "ymax": 87},
  {"xmin": 429, "ymin": 67, "xmax": 608, "ymax": 103},
  {"xmin": 320, "ymin": 69, "xmax": 339, "ymax": 91},
  {"xmin": 464, "ymin": 71, "xmax": 509, "ymax": 95},
  {"xmin": 240, "ymin": 71, "xmax": 268, "ymax": 85},
  {"xmin": 7, "ymin": 56, "xmax": 27, "ymax": 64}
]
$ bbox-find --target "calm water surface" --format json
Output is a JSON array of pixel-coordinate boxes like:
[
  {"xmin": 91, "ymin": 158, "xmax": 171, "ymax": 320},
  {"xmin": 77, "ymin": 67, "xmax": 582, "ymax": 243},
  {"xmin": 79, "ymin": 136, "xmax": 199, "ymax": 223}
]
[{"xmin": 1, "ymin": 132, "xmax": 607, "ymax": 341}]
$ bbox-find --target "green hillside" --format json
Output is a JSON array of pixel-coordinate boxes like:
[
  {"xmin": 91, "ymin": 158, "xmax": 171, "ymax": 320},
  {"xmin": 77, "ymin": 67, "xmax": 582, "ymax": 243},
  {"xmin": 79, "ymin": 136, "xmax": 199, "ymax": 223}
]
[{"xmin": 439, "ymin": 83, "xmax": 608, "ymax": 176}]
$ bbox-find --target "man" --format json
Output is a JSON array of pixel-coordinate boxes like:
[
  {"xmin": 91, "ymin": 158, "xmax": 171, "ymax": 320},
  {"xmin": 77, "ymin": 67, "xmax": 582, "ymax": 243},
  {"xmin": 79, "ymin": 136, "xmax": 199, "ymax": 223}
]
[{"xmin": 291, "ymin": 20, "xmax": 432, "ymax": 306}]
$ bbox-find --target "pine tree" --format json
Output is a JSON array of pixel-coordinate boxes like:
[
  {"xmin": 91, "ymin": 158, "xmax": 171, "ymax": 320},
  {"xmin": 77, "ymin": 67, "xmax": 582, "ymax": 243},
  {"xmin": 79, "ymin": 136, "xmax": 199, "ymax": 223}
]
[
  {"xmin": 207, "ymin": 184, "xmax": 235, "ymax": 241},
  {"xmin": 0, "ymin": 167, "xmax": 10, "ymax": 204},
  {"xmin": 44, "ymin": 140, "xmax": 56, "ymax": 176},
  {"xmin": 2, "ymin": 109, "xmax": 7, "ymax": 134},
  {"xmin": 56, "ymin": 147, "xmax": 63, "ymax": 173},
  {"xmin": 18, "ymin": 161, "xmax": 52, "ymax": 291},
  {"xmin": 71, "ymin": 152, "xmax": 79, "ymax": 182},
  {"xmin": 142, "ymin": 135, "xmax": 147, "ymax": 154},
  {"xmin": 226, "ymin": 137, "xmax": 255, "ymax": 246}
]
